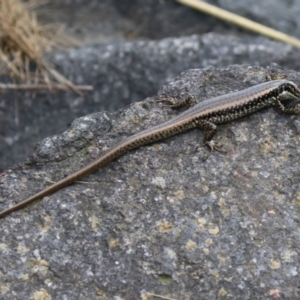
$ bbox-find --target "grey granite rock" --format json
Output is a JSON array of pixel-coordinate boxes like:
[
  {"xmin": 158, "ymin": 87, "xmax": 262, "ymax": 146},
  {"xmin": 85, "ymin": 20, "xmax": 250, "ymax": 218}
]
[{"xmin": 1, "ymin": 65, "xmax": 300, "ymax": 299}]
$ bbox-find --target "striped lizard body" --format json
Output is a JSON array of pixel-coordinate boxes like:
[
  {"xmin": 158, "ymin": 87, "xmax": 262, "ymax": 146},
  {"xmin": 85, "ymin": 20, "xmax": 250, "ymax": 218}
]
[{"xmin": 1, "ymin": 79, "xmax": 300, "ymax": 218}]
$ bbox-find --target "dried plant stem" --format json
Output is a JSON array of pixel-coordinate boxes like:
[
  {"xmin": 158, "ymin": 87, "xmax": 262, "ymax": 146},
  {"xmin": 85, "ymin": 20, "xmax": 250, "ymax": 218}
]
[
  {"xmin": 0, "ymin": 83, "xmax": 93, "ymax": 91},
  {"xmin": 176, "ymin": 0, "xmax": 300, "ymax": 48}
]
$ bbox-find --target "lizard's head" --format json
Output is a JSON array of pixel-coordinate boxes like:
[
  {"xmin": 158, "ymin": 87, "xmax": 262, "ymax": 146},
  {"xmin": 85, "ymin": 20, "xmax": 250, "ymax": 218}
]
[{"xmin": 277, "ymin": 80, "xmax": 300, "ymax": 102}]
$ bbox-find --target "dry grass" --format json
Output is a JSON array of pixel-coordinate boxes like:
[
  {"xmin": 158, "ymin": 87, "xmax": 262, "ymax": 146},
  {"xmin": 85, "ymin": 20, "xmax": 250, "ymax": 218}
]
[{"xmin": 0, "ymin": 0, "xmax": 80, "ymax": 91}]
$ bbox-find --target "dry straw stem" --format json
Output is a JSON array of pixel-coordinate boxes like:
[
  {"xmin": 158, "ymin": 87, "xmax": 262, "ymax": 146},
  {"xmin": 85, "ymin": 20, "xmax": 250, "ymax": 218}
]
[
  {"xmin": 176, "ymin": 0, "xmax": 300, "ymax": 49},
  {"xmin": 0, "ymin": 0, "xmax": 82, "ymax": 92}
]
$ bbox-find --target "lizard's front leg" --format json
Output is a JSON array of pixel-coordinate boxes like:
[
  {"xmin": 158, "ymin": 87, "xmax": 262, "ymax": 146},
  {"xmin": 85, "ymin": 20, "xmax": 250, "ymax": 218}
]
[
  {"xmin": 195, "ymin": 119, "xmax": 226, "ymax": 160},
  {"xmin": 155, "ymin": 95, "xmax": 197, "ymax": 109}
]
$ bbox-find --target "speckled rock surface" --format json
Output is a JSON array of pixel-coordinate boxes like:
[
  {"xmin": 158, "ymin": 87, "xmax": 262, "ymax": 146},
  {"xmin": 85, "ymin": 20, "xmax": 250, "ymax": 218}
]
[{"xmin": 1, "ymin": 65, "xmax": 300, "ymax": 299}]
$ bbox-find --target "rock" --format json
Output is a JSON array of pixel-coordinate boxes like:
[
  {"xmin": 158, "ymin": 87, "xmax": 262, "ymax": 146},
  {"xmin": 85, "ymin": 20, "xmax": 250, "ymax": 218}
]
[{"xmin": 1, "ymin": 65, "xmax": 299, "ymax": 299}]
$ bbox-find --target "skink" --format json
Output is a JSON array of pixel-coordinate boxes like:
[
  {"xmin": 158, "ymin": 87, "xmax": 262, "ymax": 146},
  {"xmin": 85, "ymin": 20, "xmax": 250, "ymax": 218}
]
[{"xmin": 1, "ymin": 79, "xmax": 300, "ymax": 218}]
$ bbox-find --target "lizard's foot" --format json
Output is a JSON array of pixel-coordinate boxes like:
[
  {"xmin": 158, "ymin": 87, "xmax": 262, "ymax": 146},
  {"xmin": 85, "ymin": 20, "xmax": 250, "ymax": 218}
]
[
  {"xmin": 294, "ymin": 104, "xmax": 300, "ymax": 114},
  {"xmin": 266, "ymin": 73, "xmax": 286, "ymax": 81},
  {"xmin": 154, "ymin": 96, "xmax": 179, "ymax": 108},
  {"xmin": 154, "ymin": 96, "xmax": 197, "ymax": 108},
  {"xmin": 199, "ymin": 140, "xmax": 226, "ymax": 160}
]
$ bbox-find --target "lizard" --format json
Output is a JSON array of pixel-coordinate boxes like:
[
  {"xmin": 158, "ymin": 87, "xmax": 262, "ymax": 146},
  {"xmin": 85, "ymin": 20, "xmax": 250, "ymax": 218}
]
[{"xmin": 1, "ymin": 78, "xmax": 300, "ymax": 218}]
